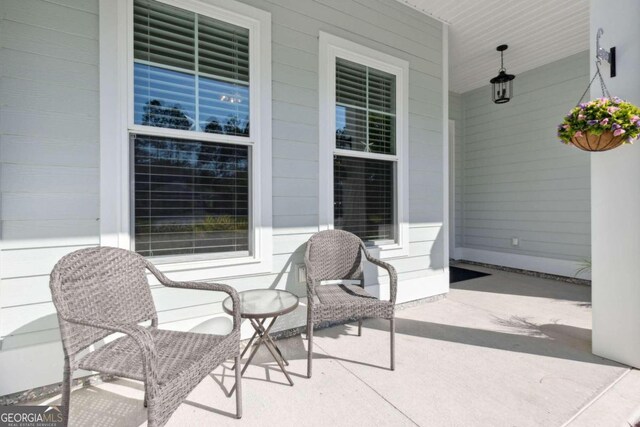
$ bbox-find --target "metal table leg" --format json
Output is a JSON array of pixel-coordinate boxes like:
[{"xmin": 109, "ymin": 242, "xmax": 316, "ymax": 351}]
[
  {"xmin": 232, "ymin": 318, "xmax": 266, "ymax": 370},
  {"xmin": 250, "ymin": 318, "xmax": 294, "ymax": 386},
  {"xmin": 230, "ymin": 315, "xmax": 294, "ymax": 394},
  {"xmin": 262, "ymin": 326, "xmax": 289, "ymax": 366}
]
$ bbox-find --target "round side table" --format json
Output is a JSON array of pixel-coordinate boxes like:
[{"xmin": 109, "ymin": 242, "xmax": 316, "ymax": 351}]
[{"xmin": 223, "ymin": 289, "xmax": 299, "ymax": 389}]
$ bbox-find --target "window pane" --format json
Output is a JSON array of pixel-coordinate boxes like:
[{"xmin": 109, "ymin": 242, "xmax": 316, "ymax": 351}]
[
  {"xmin": 134, "ymin": 135, "xmax": 249, "ymax": 257},
  {"xmin": 334, "ymin": 156, "xmax": 395, "ymax": 242},
  {"xmin": 134, "ymin": 0, "xmax": 195, "ymax": 70},
  {"xmin": 368, "ymin": 112, "xmax": 395, "ymax": 154},
  {"xmin": 199, "ymin": 77, "xmax": 250, "ymax": 136},
  {"xmin": 336, "ymin": 105, "xmax": 366, "ymax": 151},
  {"xmin": 198, "ymin": 14, "xmax": 249, "ymax": 83},
  {"xmin": 368, "ymin": 67, "xmax": 395, "ymax": 113},
  {"xmin": 133, "ymin": 0, "xmax": 251, "ymax": 136},
  {"xmin": 134, "ymin": 63, "xmax": 196, "ymax": 130},
  {"xmin": 336, "ymin": 58, "xmax": 366, "ymax": 108}
]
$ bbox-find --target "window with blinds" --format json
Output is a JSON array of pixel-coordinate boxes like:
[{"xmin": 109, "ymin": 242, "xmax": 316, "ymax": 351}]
[
  {"xmin": 131, "ymin": 0, "xmax": 254, "ymax": 259},
  {"xmin": 334, "ymin": 58, "xmax": 397, "ymax": 243},
  {"xmin": 133, "ymin": 0, "xmax": 250, "ymax": 136}
]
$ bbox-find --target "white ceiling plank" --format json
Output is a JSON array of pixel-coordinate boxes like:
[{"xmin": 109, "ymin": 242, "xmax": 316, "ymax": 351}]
[{"xmin": 397, "ymin": 0, "xmax": 589, "ymax": 93}]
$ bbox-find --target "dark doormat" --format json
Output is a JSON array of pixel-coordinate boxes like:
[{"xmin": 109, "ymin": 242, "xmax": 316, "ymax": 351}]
[{"xmin": 450, "ymin": 266, "xmax": 490, "ymax": 283}]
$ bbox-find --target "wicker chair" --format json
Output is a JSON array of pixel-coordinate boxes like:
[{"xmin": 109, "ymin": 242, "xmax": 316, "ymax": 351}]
[
  {"xmin": 49, "ymin": 247, "xmax": 242, "ymax": 427},
  {"xmin": 304, "ymin": 230, "xmax": 398, "ymax": 378}
]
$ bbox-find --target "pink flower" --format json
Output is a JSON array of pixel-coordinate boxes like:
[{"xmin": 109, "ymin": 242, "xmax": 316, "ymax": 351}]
[
  {"xmin": 613, "ymin": 128, "xmax": 626, "ymax": 136},
  {"xmin": 574, "ymin": 131, "xmax": 583, "ymax": 137},
  {"xmin": 562, "ymin": 124, "xmax": 570, "ymax": 130},
  {"xmin": 608, "ymin": 106, "xmax": 620, "ymax": 114},
  {"xmin": 578, "ymin": 114, "xmax": 586, "ymax": 120},
  {"xmin": 600, "ymin": 118, "xmax": 609, "ymax": 125},
  {"xmin": 631, "ymin": 115, "xmax": 640, "ymax": 124}
]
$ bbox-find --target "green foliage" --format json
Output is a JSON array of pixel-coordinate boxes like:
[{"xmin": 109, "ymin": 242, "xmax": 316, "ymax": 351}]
[
  {"xmin": 194, "ymin": 215, "xmax": 248, "ymax": 232},
  {"xmin": 138, "ymin": 216, "xmax": 248, "ymax": 234},
  {"xmin": 557, "ymin": 97, "xmax": 640, "ymax": 144},
  {"xmin": 368, "ymin": 215, "xmax": 384, "ymax": 224}
]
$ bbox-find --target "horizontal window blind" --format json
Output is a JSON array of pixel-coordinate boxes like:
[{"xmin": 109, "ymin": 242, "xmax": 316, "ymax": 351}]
[
  {"xmin": 335, "ymin": 58, "xmax": 395, "ymax": 155},
  {"xmin": 198, "ymin": 14, "xmax": 249, "ymax": 83},
  {"xmin": 134, "ymin": 135, "xmax": 249, "ymax": 257},
  {"xmin": 134, "ymin": 0, "xmax": 195, "ymax": 70},
  {"xmin": 334, "ymin": 155, "xmax": 395, "ymax": 242},
  {"xmin": 133, "ymin": 0, "xmax": 250, "ymax": 136}
]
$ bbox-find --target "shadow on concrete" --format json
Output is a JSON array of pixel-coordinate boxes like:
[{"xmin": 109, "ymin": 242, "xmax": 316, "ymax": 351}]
[
  {"xmin": 353, "ymin": 317, "xmax": 620, "ymax": 367},
  {"xmin": 45, "ymin": 385, "xmax": 147, "ymax": 427},
  {"xmin": 450, "ymin": 272, "xmax": 591, "ymax": 303}
]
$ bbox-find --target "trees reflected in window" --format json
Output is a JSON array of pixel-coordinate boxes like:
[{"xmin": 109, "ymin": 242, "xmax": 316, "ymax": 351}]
[
  {"xmin": 134, "ymin": 135, "xmax": 249, "ymax": 257},
  {"xmin": 334, "ymin": 155, "xmax": 395, "ymax": 243},
  {"xmin": 134, "ymin": 63, "xmax": 249, "ymax": 136}
]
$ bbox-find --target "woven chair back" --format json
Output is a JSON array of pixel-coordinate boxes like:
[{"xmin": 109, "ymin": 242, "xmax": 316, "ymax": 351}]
[
  {"xmin": 306, "ymin": 230, "xmax": 364, "ymax": 283},
  {"xmin": 50, "ymin": 247, "xmax": 157, "ymax": 356}
]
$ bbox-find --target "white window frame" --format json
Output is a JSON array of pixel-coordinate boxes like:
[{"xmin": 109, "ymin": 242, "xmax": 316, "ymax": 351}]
[
  {"xmin": 99, "ymin": 0, "xmax": 272, "ymax": 277},
  {"xmin": 318, "ymin": 32, "xmax": 409, "ymax": 259}
]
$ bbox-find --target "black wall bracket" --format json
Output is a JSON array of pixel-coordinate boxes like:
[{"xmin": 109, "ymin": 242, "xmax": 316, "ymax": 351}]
[{"xmin": 596, "ymin": 28, "xmax": 617, "ymax": 78}]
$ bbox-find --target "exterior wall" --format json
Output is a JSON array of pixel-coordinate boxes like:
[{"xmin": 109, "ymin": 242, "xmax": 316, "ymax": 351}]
[
  {"xmin": 0, "ymin": 0, "xmax": 446, "ymax": 395},
  {"xmin": 590, "ymin": 0, "xmax": 640, "ymax": 368},
  {"xmin": 455, "ymin": 52, "xmax": 591, "ymax": 277}
]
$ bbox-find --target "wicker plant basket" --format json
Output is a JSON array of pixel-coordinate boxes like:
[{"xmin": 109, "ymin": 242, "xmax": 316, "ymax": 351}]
[{"xmin": 569, "ymin": 130, "xmax": 626, "ymax": 152}]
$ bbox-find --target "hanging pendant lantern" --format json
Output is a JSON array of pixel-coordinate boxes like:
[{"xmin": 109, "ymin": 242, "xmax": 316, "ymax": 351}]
[{"xmin": 490, "ymin": 44, "xmax": 515, "ymax": 104}]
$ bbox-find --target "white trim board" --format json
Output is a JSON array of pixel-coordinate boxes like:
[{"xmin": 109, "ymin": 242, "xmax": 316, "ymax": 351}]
[
  {"xmin": 455, "ymin": 247, "xmax": 589, "ymax": 280},
  {"xmin": 442, "ymin": 23, "xmax": 450, "ymax": 268}
]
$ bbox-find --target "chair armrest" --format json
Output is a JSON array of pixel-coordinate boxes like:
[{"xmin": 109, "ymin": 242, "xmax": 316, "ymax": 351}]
[
  {"xmin": 304, "ymin": 245, "xmax": 319, "ymax": 299},
  {"xmin": 304, "ymin": 263, "xmax": 317, "ymax": 296},
  {"xmin": 61, "ymin": 316, "xmax": 159, "ymax": 398},
  {"xmin": 361, "ymin": 244, "xmax": 398, "ymax": 304},
  {"xmin": 144, "ymin": 261, "xmax": 241, "ymax": 332}
]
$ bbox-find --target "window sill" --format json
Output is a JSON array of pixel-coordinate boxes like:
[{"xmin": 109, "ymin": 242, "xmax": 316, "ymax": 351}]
[
  {"xmin": 147, "ymin": 253, "xmax": 272, "ymax": 280},
  {"xmin": 367, "ymin": 242, "xmax": 409, "ymax": 260}
]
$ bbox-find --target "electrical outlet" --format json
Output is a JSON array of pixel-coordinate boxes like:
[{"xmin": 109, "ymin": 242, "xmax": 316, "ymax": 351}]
[
  {"xmin": 511, "ymin": 237, "xmax": 519, "ymax": 247},
  {"xmin": 297, "ymin": 264, "xmax": 306, "ymax": 283}
]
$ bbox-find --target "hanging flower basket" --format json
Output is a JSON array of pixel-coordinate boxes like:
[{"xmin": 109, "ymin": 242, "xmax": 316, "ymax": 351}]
[
  {"xmin": 569, "ymin": 129, "xmax": 626, "ymax": 152},
  {"xmin": 558, "ymin": 97, "xmax": 640, "ymax": 152}
]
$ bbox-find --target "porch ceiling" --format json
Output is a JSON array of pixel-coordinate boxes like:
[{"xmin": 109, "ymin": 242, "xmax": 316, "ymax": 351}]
[{"xmin": 398, "ymin": 0, "xmax": 589, "ymax": 94}]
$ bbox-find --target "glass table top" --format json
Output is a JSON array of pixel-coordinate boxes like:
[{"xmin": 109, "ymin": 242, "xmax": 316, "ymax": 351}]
[{"xmin": 223, "ymin": 289, "xmax": 299, "ymax": 318}]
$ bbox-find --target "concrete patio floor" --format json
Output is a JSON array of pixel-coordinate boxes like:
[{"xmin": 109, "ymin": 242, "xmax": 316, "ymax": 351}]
[{"xmin": 33, "ymin": 264, "xmax": 640, "ymax": 426}]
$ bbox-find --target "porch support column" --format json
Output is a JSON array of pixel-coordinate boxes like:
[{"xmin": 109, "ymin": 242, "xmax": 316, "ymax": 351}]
[{"xmin": 590, "ymin": 0, "xmax": 640, "ymax": 368}]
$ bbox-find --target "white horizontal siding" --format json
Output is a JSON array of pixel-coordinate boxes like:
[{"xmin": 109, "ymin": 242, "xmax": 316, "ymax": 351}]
[
  {"xmin": 0, "ymin": 0, "xmax": 101, "ymax": 395},
  {"xmin": 458, "ymin": 51, "xmax": 590, "ymax": 263}
]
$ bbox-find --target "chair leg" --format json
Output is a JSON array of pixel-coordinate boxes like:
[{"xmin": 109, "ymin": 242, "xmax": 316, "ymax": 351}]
[
  {"xmin": 390, "ymin": 317, "xmax": 395, "ymax": 371},
  {"xmin": 307, "ymin": 321, "xmax": 313, "ymax": 378},
  {"xmin": 235, "ymin": 355, "xmax": 242, "ymax": 419},
  {"xmin": 61, "ymin": 357, "xmax": 72, "ymax": 427},
  {"xmin": 358, "ymin": 320, "xmax": 362, "ymax": 336}
]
